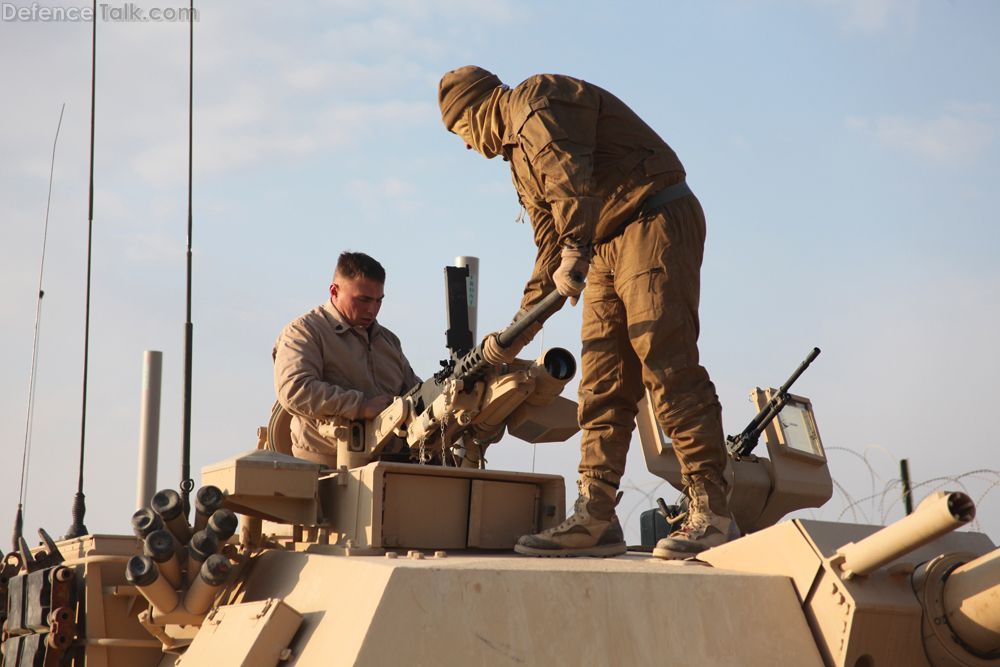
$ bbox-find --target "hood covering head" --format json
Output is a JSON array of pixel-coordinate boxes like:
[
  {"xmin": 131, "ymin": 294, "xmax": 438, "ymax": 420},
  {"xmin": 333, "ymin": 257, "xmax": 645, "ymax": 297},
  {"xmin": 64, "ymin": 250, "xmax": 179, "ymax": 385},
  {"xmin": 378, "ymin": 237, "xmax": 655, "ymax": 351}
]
[
  {"xmin": 438, "ymin": 66, "xmax": 503, "ymax": 129},
  {"xmin": 457, "ymin": 85, "xmax": 507, "ymax": 158}
]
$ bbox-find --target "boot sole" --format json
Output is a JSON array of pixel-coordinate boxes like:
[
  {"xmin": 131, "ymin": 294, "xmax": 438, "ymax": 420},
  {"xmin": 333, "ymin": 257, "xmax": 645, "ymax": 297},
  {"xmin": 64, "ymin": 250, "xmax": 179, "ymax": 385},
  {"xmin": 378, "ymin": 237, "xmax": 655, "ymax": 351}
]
[
  {"xmin": 514, "ymin": 542, "xmax": 626, "ymax": 558},
  {"xmin": 651, "ymin": 545, "xmax": 706, "ymax": 560}
]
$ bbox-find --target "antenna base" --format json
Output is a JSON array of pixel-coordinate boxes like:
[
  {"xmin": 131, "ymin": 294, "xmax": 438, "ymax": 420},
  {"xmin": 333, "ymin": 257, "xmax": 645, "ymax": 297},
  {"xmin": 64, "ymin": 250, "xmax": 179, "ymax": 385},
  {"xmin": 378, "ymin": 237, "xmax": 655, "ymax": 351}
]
[{"xmin": 63, "ymin": 491, "xmax": 89, "ymax": 539}]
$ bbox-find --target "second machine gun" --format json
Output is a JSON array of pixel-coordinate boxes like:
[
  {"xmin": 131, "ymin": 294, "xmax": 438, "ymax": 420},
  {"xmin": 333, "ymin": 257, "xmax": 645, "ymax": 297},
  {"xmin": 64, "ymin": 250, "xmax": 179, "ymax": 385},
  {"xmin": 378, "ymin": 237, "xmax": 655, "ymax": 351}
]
[{"xmin": 726, "ymin": 347, "xmax": 822, "ymax": 458}]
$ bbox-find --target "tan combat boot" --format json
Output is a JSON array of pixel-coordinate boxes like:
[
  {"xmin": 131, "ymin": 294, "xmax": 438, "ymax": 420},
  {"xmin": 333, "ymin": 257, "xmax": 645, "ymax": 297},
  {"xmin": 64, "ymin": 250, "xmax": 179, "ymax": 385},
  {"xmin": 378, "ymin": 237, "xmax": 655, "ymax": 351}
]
[
  {"xmin": 652, "ymin": 471, "xmax": 740, "ymax": 560},
  {"xmin": 514, "ymin": 477, "xmax": 627, "ymax": 558}
]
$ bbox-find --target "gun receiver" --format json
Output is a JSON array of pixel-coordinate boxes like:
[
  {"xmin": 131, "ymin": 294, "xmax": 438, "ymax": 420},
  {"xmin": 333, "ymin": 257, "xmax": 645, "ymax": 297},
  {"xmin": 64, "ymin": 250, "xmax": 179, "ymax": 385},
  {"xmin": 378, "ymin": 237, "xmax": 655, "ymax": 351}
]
[{"xmin": 726, "ymin": 347, "xmax": 821, "ymax": 458}]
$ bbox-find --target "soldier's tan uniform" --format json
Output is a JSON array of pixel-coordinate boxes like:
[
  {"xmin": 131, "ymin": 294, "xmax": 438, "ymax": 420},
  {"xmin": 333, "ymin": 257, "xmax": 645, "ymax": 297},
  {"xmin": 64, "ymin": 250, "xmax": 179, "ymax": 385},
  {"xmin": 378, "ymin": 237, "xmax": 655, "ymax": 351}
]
[
  {"xmin": 441, "ymin": 67, "xmax": 736, "ymax": 556},
  {"xmin": 273, "ymin": 300, "xmax": 420, "ymax": 465},
  {"xmin": 492, "ymin": 74, "xmax": 726, "ymax": 485}
]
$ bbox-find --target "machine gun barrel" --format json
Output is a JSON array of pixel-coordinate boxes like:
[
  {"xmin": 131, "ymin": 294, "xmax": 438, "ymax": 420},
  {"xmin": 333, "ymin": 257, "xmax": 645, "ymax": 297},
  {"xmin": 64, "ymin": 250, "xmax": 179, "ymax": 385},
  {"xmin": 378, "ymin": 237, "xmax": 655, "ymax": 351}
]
[
  {"xmin": 496, "ymin": 290, "xmax": 565, "ymax": 349},
  {"xmin": 728, "ymin": 347, "xmax": 820, "ymax": 457},
  {"xmin": 447, "ymin": 290, "xmax": 565, "ymax": 381},
  {"xmin": 407, "ymin": 290, "xmax": 567, "ymax": 419}
]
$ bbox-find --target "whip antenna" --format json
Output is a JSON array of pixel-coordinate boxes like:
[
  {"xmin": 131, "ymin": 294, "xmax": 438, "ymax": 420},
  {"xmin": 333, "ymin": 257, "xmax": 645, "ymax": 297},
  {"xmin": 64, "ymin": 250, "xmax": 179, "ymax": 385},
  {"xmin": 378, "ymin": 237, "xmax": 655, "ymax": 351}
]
[
  {"xmin": 65, "ymin": 1, "xmax": 97, "ymax": 540},
  {"xmin": 180, "ymin": 0, "xmax": 196, "ymax": 509},
  {"xmin": 14, "ymin": 103, "xmax": 66, "ymax": 551}
]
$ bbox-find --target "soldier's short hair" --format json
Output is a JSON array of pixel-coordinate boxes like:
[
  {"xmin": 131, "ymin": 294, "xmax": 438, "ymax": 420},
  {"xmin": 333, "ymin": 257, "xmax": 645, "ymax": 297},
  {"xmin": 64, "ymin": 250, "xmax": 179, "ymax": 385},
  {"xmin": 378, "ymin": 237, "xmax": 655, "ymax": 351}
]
[{"xmin": 334, "ymin": 251, "xmax": 386, "ymax": 284}]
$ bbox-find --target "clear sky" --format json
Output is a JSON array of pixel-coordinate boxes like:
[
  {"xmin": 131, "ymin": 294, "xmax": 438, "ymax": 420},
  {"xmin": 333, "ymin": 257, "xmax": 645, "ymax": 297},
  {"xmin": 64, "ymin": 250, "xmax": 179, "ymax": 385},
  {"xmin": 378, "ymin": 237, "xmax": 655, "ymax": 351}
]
[{"xmin": 1, "ymin": 0, "xmax": 998, "ymax": 546}]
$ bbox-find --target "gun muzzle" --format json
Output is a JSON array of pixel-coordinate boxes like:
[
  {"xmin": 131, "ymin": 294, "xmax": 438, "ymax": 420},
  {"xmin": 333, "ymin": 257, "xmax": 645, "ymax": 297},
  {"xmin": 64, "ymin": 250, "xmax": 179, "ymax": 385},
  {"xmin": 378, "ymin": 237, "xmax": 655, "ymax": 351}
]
[
  {"xmin": 182, "ymin": 553, "xmax": 231, "ymax": 615},
  {"xmin": 143, "ymin": 529, "xmax": 183, "ymax": 588},
  {"xmin": 525, "ymin": 347, "xmax": 576, "ymax": 406},
  {"xmin": 836, "ymin": 491, "xmax": 975, "ymax": 579},
  {"xmin": 942, "ymin": 547, "xmax": 1000, "ymax": 655},
  {"xmin": 193, "ymin": 485, "xmax": 225, "ymax": 533},
  {"xmin": 125, "ymin": 555, "xmax": 178, "ymax": 615},
  {"xmin": 151, "ymin": 489, "xmax": 193, "ymax": 545}
]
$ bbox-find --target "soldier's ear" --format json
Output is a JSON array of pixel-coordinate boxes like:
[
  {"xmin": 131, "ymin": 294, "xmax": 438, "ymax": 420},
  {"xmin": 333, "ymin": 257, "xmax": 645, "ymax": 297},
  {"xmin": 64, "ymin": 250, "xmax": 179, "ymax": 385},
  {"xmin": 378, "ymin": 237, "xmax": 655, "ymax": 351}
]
[{"xmin": 329, "ymin": 283, "xmax": 338, "ymax": 299}]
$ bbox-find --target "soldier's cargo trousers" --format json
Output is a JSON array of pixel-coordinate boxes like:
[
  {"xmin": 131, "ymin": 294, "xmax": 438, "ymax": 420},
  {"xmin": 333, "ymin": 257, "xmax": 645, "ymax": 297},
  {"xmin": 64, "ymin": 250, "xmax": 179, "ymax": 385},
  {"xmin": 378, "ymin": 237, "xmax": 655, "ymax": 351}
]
[{"xmin": 578, "ymin": 193, "xmax": 726, "ymax": 486}]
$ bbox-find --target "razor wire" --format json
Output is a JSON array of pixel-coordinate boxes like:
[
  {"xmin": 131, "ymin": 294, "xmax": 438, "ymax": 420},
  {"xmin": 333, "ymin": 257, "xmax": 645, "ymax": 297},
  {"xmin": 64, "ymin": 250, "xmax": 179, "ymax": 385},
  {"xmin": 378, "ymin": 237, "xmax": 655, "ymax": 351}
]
[{"xmin": 617, "ymin": 445, "xmax": 999, "ymax": 535}]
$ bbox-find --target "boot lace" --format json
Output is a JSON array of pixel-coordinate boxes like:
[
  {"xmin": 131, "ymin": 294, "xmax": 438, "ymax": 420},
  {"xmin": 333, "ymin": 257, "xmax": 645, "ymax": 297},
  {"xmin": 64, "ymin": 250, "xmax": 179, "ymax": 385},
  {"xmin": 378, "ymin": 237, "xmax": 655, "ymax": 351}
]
[{"xmin": 671, "ymin": 484, "xmax": 709, "ymax": 536}]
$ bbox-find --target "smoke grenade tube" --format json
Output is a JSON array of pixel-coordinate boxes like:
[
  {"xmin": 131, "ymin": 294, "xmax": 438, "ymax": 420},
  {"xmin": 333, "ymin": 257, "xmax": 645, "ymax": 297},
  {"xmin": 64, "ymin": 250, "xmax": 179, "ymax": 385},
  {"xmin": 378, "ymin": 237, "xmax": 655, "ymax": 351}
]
[
  {"xmin": 183, "ymin": 553, "xmax": 231, "ymax": 615},
  {"xmin": 131, "ymin": 508, "xmax": 164, "ymax": 540},
  {"xmin": 186, "ymin": 529, "xmax": 219, "ymax": 584},
  {"xmin": 143, "ymin": 529, "xmax": 182, "ymax": 588},
  {"xmin": 125, "ymin": 555, "xmax": 178, "ymax": 615},
  {"xmin": 151, "ymin": 488, "xmax": 192, "ymax": 545},
  {"xmin": 207, "ymin": 508, "xmax": 238, "ymax": 542},
  {"xmin": 193, "ymin": 485, "xmax": 224, "ymax": 533}
]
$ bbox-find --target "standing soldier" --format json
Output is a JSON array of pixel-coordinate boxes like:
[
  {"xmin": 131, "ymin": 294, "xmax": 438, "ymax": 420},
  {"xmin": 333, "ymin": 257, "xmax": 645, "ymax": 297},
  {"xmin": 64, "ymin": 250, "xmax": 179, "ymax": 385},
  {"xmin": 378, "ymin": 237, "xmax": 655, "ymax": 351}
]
[{"xmin": 438, "ymin": 67, "xmax": 738, "ymax": 559}]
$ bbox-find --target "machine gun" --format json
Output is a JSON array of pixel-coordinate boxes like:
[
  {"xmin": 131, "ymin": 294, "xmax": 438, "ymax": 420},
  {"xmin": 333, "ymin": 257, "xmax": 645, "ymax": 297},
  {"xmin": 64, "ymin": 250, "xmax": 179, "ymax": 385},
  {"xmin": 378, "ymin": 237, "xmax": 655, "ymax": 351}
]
[
  {"xmin": 406, "ymin": 287, "xmax": 566, "ymax": 424},
  {"xmin": 726, "ymin": 347, "xmax": 821, "ymax": 457},
  {"xmin": 318, "ymin": 266, "xmax": 580, "ymax": 468}
]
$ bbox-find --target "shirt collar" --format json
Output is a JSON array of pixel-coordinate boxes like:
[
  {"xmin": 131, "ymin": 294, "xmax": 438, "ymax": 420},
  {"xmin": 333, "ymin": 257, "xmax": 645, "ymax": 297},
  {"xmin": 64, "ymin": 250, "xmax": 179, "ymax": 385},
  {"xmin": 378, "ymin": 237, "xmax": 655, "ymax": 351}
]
[{"xmin": 322, "ymin": 299, "xmax": 381, "ymax": 339}]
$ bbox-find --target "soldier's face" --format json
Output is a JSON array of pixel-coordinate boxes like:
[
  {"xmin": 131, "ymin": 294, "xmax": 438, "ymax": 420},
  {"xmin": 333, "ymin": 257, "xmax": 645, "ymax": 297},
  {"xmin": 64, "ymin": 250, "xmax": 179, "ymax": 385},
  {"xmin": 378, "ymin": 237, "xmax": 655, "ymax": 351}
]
[
  {"xmin": 450, "ymin": 113, "xmax": 475, "ymax": 151},
  {"xmin": 330, "ymin": 276, "xmax": 384, "ymax": 328}
]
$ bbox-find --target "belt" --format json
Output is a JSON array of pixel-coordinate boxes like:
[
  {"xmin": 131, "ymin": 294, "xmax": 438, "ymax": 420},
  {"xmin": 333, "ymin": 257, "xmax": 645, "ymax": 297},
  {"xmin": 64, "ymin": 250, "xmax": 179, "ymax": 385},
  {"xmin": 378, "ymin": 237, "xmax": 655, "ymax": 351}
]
[
  {"xmin": 595, "ymin": 180, "xmax": 695, "ymax": 246},
  {"xmin": 639, "ymin": 180, "xmax": 693, "ymax": 215}
]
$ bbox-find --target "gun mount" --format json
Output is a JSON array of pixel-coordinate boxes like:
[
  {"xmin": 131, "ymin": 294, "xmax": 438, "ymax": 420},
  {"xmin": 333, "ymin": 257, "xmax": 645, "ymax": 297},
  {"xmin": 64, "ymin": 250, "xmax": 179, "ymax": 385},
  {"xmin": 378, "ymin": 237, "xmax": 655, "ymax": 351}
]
[
  {"xmin": 326, "ymin": 344, "xmax": 578, "ymax": 469},
  {"xmin": 639, "ymin": 348, "xmax": 833, "ymax": 535}
]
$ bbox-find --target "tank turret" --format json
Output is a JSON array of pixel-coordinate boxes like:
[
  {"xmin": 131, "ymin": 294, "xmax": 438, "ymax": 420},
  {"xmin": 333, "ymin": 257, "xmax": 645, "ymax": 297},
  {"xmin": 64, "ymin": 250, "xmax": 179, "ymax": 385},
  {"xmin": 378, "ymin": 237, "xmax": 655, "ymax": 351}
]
[{"xmin": 701, "ymin": 491, "xmax": 998, "ymax": 667}]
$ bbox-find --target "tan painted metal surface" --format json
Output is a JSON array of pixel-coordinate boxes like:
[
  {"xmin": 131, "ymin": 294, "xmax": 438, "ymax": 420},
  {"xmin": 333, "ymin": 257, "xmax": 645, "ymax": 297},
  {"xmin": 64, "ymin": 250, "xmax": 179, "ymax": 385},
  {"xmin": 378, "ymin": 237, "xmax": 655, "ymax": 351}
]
[
  {"xmin": 701, "ymin": 518, "xmax": 998, "ymax": 667},
  {"xmin": 231, "ymin": 549, "xmax": 824, "ymax": 666},
  {"xmin": 942, "ymin": 548, "xmax": 1000, "ymax": 655},
  {"xmin": 53, "ymin": 535, "xmax": 163, "ymax": 667},
  {"xmin": 202, "ymin": 449, "xmax": 322, "ymax": 525},
  {"xmin": 176, "ymin": 598, "xmax": 302, "ymax": 667},
  {"xmin": 324, "ymin": 461, "xmax": 565, "ymax": 550}
]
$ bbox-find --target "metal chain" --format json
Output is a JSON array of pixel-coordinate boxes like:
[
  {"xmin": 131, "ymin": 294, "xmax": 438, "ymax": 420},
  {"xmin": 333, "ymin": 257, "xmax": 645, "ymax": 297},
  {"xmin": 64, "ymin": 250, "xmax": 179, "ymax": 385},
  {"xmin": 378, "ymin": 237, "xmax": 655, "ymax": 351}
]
[{"xmin": 439, "ymin": 413, "xmax": 451, "ymax": 466}]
